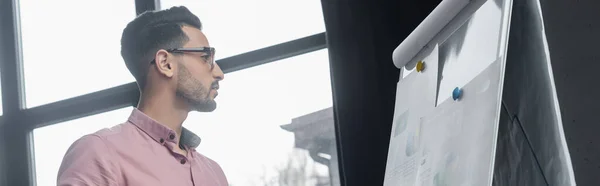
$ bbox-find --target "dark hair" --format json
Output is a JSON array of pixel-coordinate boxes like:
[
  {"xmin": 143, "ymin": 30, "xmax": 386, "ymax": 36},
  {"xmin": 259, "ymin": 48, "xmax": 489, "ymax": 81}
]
[{"xmin": 120, "ymin": 6, "xmax": 202, "ymax": 90}]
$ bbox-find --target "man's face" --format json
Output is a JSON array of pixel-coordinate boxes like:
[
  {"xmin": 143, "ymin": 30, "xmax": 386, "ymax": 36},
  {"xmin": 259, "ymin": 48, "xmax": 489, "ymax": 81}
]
[{"xmin": 175, "ymin": 26, "xmax": 224, "ymax": 112}]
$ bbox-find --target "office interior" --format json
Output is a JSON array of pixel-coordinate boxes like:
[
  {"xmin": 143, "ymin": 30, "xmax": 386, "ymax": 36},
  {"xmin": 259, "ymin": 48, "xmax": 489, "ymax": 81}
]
[{"xmin": 0, "ymin": 0, "xmax": 598, "ymax": 185}]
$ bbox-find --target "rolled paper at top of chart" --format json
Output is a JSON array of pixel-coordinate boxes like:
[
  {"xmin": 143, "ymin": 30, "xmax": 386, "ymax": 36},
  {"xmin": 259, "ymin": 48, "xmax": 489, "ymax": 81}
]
[{"xmin": 392, "ymin": 0, "xmax": 470, "ymax": 70}]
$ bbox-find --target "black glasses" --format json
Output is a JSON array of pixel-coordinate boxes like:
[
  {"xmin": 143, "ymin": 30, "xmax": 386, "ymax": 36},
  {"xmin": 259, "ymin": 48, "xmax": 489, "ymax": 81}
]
[{"xmin": 150, "ymin": 47, "xmax": 216, "ymax": 70}]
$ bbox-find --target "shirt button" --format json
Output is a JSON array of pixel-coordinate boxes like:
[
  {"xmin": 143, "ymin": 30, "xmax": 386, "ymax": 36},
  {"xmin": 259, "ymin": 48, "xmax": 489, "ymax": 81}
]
[
  {"xmin": 159, "ymin": 138, "xmax": 164, "ymax": 143},
  {"xmin": 180, "ymin": 159, "xmax": 187, "ymax": 164},
  {"xmin": 169, "ymin": 134, "xmax": 175, "ymax": 140}
]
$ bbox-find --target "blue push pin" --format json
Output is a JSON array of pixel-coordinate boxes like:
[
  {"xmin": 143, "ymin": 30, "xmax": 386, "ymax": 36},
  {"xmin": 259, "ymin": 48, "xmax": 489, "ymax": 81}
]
[{"xmin": 452, "ymin": 87, "xmax": 462, "ymax": 101}]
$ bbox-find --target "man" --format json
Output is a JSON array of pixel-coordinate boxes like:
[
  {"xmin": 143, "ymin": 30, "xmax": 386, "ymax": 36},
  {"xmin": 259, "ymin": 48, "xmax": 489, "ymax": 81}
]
[{"xmin": 57, "ymin": 6, "xmax": 228, "ymax": 186}]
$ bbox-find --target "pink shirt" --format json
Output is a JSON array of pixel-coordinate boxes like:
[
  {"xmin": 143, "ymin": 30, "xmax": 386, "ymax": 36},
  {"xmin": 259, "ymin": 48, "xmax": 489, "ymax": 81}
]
[{"xmin": 57, "ymin": 109, "xmax": 228, "ymax": 186}]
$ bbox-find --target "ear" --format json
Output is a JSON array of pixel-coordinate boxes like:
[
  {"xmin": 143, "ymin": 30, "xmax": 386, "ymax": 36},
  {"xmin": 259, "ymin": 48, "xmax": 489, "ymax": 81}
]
[{"xmin": 154, "ymin": 49, "xmax": 175, "ymax": 78}]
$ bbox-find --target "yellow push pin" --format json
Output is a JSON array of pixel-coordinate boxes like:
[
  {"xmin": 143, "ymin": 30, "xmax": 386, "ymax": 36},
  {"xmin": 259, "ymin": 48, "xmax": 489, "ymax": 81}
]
[{"xmin": 416, "ymin": 61, "xmax": 425, "ymax": 72}]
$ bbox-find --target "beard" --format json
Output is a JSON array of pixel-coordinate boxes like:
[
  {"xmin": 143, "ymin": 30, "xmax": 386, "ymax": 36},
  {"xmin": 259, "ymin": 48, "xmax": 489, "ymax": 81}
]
[{"xmin": 175, "ymin": 65, "xmax": 217, "ymax": 112}]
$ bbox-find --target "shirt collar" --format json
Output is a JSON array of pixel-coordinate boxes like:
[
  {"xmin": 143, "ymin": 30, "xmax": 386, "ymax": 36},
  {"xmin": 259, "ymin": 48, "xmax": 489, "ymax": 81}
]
[{"xmin": 127, "ymin": 108, "xmax": 201, "ymax": 149}]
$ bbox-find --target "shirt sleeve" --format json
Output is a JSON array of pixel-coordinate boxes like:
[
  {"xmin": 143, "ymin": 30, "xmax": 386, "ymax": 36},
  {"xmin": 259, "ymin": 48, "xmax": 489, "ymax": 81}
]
[
  {"xmin": 207, "ymin": 158, "xmax": 229, "ymax": 186},
  {"xmin": 57, "ymin": 134, "xmax": 119, "ymax": 186}
]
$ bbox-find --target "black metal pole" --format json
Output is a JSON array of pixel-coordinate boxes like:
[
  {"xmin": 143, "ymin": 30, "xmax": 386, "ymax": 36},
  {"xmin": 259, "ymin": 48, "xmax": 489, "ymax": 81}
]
[{"xmin": 0, "ymin": 0, "xmax": 32, "ymax": 185}]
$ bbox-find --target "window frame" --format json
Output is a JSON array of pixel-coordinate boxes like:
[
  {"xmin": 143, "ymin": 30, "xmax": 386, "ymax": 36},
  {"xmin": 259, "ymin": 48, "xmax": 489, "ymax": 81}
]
[{"xmin": 0, "ymin": 0, "xmax": 327, "ymax": 185}]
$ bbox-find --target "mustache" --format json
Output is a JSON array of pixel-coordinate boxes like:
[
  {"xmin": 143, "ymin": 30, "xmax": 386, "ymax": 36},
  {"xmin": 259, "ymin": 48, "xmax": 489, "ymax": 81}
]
[{"xmin": 210, "ymin": 82, "xmax": 219, "ymax": 89}]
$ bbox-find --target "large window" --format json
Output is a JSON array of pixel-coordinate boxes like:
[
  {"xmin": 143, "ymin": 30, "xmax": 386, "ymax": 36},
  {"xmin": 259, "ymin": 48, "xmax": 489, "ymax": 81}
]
[
  {"xmin": 32, "ymin": 50, "xmax": 338, "ymax": 186},
  {"xmin": 182, "ymin": 49, "xmax": 335, "ymax": 185},
  {"xmin": 160, "ymin": 0, "xmax": 326, "ymax": 59},
  {"xmin": 14, "ymin": 1, "xmax": 336, "ymax": 185},
  {"xmin": 32, "ymin": 107, "xmax": 133, "ymax": 186},
  {"xmin": 19, "ymin": 0, "xmax": 136, "ymax": 108}
]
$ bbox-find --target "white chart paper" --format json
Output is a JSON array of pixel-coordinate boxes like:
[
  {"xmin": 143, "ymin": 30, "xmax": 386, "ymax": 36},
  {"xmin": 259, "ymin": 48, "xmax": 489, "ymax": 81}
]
[
  {"xmin": 385, "ymin": 58, "xmax": 505, "ymax": 186},
  {"xmin": 384, "ymin": 45, "xmax": 439, "ymax": 186}
]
